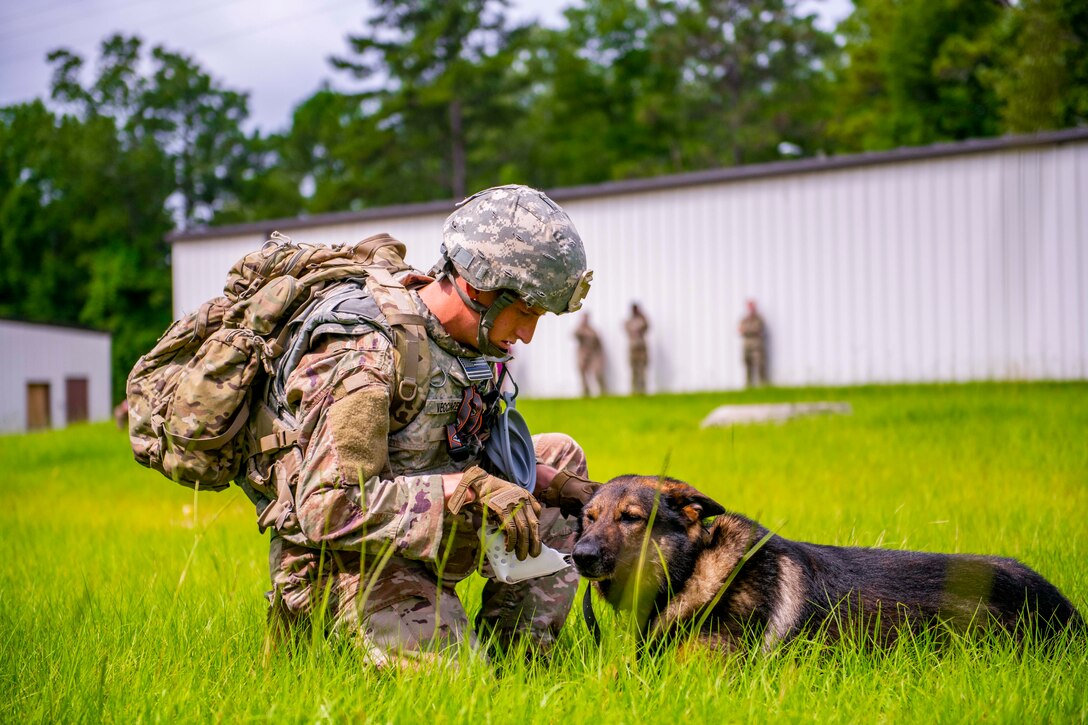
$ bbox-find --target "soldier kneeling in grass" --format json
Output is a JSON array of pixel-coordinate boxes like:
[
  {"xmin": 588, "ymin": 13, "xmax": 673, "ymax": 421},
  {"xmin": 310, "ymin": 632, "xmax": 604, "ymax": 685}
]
[{"xmin": 128, "ymin": 185, "xmax": 602, "ymax": 666}]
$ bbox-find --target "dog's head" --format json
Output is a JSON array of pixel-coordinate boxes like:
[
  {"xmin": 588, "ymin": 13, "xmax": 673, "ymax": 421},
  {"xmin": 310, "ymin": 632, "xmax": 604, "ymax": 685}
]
[{"xmin": 572, "ymin": 474, "xmax": 726, "ymax": 586}]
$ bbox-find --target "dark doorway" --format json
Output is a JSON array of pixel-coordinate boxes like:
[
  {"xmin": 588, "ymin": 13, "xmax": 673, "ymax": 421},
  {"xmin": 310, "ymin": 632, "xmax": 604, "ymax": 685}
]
[
  {"xmin": 27, "ymin": 383, "xmax": 51, "ymax": 430},
  {"xmin": 66, "ymin": 377, "xmax": 89, "ymax": 424}
]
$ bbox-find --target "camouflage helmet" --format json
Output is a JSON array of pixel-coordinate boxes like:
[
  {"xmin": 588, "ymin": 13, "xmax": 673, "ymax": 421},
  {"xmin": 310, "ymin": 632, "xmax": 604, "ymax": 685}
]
[{"xmin": 439, "ymin": 185, "xmax": 592, "ymax": 315}]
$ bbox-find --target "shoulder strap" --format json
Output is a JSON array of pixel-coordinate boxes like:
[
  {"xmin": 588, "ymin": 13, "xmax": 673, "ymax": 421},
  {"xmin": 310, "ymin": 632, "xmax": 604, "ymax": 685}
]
[
  {"xmin": 258, "ymin": 274, "xmax": 430, "ymax": 452},
  {"xmin": 364, "ymin": 266, "xmax": 432, "ymax": 431}
]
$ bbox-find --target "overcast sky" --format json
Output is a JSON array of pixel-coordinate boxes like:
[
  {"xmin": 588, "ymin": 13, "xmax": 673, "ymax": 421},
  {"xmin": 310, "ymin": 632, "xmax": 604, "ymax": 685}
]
[{"xmin": 1, "ymin": 0, "xmax": 851, "ymax": 135}]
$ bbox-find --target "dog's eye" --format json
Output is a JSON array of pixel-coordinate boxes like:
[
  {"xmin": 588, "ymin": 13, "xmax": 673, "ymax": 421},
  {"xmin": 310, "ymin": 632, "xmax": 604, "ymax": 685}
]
[
  {"xmin": 584, "ymin": 512, "xmax": 597, "ymax": 524},
  {"xmin": 620, "ymin": 511, "xmax": 642, "ymax": 524}
]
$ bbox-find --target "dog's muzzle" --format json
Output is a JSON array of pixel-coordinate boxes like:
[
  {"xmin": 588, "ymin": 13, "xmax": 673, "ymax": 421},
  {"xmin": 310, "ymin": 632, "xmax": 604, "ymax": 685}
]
[{"xmin": 572, "ymin": 538, "xmax": 609, "ymax": 581}]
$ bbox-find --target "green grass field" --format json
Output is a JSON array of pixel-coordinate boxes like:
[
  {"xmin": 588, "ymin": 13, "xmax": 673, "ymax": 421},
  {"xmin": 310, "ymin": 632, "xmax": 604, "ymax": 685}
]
[{"xmin": 2, "ymin": 382, "xmax": 1086, "ymax": 723}]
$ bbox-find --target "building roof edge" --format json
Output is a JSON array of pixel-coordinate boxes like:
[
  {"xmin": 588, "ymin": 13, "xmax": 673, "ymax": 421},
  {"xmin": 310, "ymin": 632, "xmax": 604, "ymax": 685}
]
[{"xmin": 169, "ymin": 127, "xmax": 1088, "ymax": 243}]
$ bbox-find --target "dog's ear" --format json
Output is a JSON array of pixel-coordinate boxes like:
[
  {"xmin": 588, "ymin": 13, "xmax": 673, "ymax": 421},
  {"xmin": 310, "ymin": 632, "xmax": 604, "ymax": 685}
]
[{"xmin": 659, "ymin": 480, "xmax": 726, "ymax": 524}]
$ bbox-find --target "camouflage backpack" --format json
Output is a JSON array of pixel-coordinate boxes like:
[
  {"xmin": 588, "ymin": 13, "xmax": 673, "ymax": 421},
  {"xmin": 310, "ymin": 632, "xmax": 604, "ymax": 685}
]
[{"xmin": 126, "ymin": 232, "xmax": 431, "ymax": 492}]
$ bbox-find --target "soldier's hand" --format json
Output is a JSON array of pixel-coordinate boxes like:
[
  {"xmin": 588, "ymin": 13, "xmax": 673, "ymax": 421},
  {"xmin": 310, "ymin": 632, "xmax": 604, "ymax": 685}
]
[
  {"xmin": 447, "ymin": 465, "xmax": 542, "ymax": 560},
  {"xmin": 536, "ymin": 469, "xmax": 601, "ymax": 518}
]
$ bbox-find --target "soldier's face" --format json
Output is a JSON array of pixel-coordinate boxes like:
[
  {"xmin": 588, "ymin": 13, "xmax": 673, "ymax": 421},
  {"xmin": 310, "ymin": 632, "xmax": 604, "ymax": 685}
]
[{"xmin": 479, "ymin": 292, "xmax": 546, "ymax": 354}]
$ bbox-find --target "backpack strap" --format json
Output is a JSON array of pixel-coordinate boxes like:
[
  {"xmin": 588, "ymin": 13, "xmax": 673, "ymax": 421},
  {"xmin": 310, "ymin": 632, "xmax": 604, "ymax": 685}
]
[
  {"xmin": 364, "ymin": 266, "xmax": 432, "ymax": 432},
  {"xmin": 255, "ymin": 268, "xmax": 432, "ymax": 454}
]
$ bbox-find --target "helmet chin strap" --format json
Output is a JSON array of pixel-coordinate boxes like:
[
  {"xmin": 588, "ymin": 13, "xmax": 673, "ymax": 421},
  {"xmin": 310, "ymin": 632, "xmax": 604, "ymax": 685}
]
[{"xmin": 445, "ymin": 266, "xmax": 518, "ymax": 359}]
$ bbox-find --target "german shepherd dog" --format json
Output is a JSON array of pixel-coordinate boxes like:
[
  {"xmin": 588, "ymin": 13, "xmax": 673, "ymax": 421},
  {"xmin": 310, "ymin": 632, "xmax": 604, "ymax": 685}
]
[{"xmin": 572, "ymin": 475, "xmax": 1083, "ymax": 651}]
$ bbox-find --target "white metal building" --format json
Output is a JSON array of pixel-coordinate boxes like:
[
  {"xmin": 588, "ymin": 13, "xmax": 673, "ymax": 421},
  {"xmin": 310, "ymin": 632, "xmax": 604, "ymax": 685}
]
[
  {"xmin": 170, "ymin": 129, "xmax": 1088, "ymax": 398},
  {"xmin": 0, "ymin": 320, "xmax": 112, "ymax": 433}
]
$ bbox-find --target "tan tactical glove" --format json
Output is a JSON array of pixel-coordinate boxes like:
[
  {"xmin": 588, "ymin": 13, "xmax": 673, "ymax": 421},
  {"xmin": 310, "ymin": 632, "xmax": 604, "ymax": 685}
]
[
  {"xmin": 447, "ymin": 465, "xmax": 542, "ymax": 560},
  {"xmin": 536, "ymin": 469, "xmax": 601, "ymax": 518}
]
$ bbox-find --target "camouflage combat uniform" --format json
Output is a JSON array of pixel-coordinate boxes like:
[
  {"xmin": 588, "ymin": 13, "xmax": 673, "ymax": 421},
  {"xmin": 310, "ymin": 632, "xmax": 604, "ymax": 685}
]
[
  {"xmin": 261, "ymin": 275, "xmax": 587, "ymax": 666},
  {"xmin": 574, "ymin": 317, "xmax": 606, "ymax": 397},
  {"xmin": 625, "ymin": 308, "xmax": 649, "ymax": 395},
  {"xmin": 739, "ymin": 311, "xmax": 767, "ymax": 387}
]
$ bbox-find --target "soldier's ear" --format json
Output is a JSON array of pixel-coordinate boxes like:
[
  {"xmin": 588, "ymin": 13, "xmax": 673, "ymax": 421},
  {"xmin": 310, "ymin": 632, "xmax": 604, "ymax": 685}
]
[{"xmin": 660, "ymin": 480, "xmax": 726, "ymax": 524}]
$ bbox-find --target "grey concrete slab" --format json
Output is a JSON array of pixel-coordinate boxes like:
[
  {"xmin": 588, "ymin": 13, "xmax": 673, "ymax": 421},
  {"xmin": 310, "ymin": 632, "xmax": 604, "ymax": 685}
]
[{"xmin": 700, "ymin": 402, "xmax": 853, "ymax": 428}]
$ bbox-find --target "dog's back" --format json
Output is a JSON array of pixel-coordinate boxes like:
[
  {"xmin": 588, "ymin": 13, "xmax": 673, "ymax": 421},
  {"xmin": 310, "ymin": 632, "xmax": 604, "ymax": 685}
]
[{"xmin": 770, "ymin": 536, "xmax": 1083, "ymax": 645}]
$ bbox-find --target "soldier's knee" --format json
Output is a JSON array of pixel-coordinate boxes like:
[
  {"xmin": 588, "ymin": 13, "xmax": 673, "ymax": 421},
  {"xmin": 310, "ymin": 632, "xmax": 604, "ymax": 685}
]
[{"xmin": 356, "ymin": 595, "xmax": 475, "ymax": 667}]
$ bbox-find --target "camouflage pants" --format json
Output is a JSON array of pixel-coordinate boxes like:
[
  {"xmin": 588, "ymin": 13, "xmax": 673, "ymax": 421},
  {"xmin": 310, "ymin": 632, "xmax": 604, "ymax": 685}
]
[
  {"xmin": 578, "ymin": 353, "xmax": 606, "ymax": 397},
  {"xmin": 744, "ymin": 346, "xmax": 767, "ymax": 387},
  {"xmin": 630, "ymin": 351, "xmax": 648, "ymax": 395},
  {"xmin": 266, "ymin": 432, "xmax": 588, "ymax": 666}
]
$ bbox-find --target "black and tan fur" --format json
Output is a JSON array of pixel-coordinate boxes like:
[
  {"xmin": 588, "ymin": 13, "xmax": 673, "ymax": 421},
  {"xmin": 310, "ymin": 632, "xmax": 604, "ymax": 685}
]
[{"xmin": 572, "ymin": 475, "xmax": 1083, "ymax": 651}]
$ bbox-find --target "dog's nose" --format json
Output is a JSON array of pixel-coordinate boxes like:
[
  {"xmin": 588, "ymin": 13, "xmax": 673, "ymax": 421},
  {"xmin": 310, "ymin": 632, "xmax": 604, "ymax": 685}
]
[{"xmin": 572, "ymin": 540, "xmax": 600, "ymax": 572}]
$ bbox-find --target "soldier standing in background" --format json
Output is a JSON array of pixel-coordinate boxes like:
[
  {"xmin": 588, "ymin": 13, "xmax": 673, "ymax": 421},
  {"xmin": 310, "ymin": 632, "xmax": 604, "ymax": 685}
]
[
  {"xmin": 113, "ymin": 399, "xmax": 129, "ymax": 430},
  {"xmin": 739, "ymin": 299, "xmax": 768, "ymax": 387},
  {"xmin": 625, "ymin": 303, "xmax": 650, "ymax": 395},
  {"xmin": 573, "ymin": 313, "xmax": 606, "ymax": 397}
]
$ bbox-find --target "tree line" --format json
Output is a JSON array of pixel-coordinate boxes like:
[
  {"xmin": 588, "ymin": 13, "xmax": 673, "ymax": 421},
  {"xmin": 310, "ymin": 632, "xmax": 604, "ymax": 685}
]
[{"xmin": 1, "ymin": 0, "xmax": 1085, "ymax": 401}]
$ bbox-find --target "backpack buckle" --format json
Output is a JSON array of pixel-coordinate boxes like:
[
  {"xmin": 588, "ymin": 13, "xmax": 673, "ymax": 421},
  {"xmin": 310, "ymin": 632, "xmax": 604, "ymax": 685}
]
[
  {"xmin": 398, "ymin": 379, "xmax": 418, "ymax": 400},
  {"xmin": 258, "ymin": 429, "xmax": 299, "ymax": 453}
]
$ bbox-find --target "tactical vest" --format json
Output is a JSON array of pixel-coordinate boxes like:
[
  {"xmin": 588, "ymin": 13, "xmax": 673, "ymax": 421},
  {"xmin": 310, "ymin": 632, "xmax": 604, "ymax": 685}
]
[
  {"xmin": 240, "ymin": 274, "xmax": 500, "ymax": 561},
  {"xmin": 388, "ymin": 333, "xmax": 499, "ymax": 578}
]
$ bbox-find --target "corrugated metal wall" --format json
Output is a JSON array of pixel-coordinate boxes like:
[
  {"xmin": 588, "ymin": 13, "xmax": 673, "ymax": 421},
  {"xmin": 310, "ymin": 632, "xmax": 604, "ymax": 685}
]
[
  {"xmin": 0, "ymin": 321, "xmax": 112, "ymax": 432},
  {"xmin": 172, "ymin": 137, "xmax": 1088, "ymax": 398}
]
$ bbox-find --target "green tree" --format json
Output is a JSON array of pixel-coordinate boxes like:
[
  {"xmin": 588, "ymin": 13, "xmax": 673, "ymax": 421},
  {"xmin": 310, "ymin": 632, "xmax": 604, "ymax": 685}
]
[
  {"xmin": 137, "ymin": 47, "xmax": 258, "ymax": 227},
  {"xmin": 653, "ymin": 0, "xmax": 836, "ymax": 165},
  {"xmin": 328, "ymin": 0, "xmax": 527, "ymax": 202},
  {"xmin": 988, "ymin": 0, "xmax": 1088, "ymax": 132},
  {"xmin": 50, "ymin": 35, "xmax": 272, "ymax": 228},
  {"xmin": 277, "ymin": 87, "xmax": 406, "ymax": 213},
  {"xmin": 505, "ymin": 0, "xmax": 834, "ymax": 186},
  {"xmin": 504, "ymin": 1, "xmax": 691, "ymax": 186},
  {"xmin": 2, "ymin": 33, "xmax": 268, "ymax": 400},
  {"xmin": 211, "ymin": 128, "xmax": 305, "ymax": 224},
  {"xmin": 828, "ymin": 0, "xmax": 1005, "ymax": 151},
  {"xmin": 0, "ymin": 100, "xmax": 174, "ymax": 403}
]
